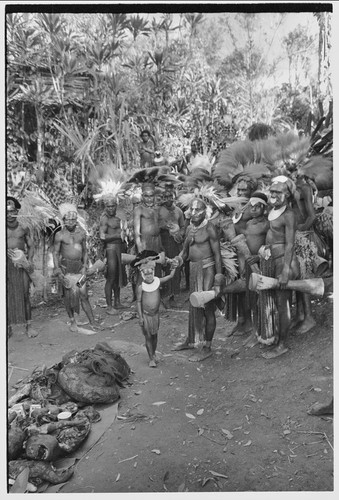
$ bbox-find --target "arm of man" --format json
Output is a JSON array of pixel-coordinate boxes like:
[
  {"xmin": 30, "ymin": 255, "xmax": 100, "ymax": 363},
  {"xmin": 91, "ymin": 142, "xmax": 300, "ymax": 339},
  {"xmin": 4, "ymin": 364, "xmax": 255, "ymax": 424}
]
[
  {"xmin": 53, "ymin": 232, "xmax": 62, "ymax": 275},
  {"xmin": 208, "ymin": 223, "xmax": 222, "ymax": 274},
  {"xmin": 81, "ymin": 231, "xmax": 88, "ymax": 274},
  {"xmin": 159, "ymin": 262, "xmax": 178, "ymax": 284},
  {"xmin": 100, "ymin": 215, "xmax": 122, "ymax": 244},
  {"xmin": 133, "ymin": 206, "xmax": 143, "ymax": 252},
  {"xmin": 177, "ymin": 208, "xmax": 186, "ymax": 240},
  {"xmin": 176, "ymin": 227, "xmax": 191, "ymax": 264},
  {"xmin": 136, "ymin": 285, "xmax": 144, "ymax": 325},
  {"xmin": 279, "ymin": 211, "xmax": 296, "ymax": 286},
  {"xmin": 24, "ymin": 228, "xmax": 34, "ymax": 268},
  {"xmin": 297, "ymin": 184, "xmax": 316, "ymax": 231}
]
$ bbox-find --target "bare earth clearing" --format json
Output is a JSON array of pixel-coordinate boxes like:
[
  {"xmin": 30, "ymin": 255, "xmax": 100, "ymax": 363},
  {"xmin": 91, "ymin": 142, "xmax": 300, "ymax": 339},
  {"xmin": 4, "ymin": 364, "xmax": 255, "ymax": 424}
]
[{"xmin": 7, "ymin": 276, "xmax": 333, "ymax": 493}]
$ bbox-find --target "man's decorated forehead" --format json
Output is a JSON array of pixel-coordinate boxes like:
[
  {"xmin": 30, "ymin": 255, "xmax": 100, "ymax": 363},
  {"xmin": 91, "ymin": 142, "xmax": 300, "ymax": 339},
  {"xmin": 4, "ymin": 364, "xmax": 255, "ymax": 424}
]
[
  {"xmin": 143, "ymin": 188, "xmax": 155, "ymax": 196},
  {"xmin": 270, "ymin": 181, "xmax": 287, "ymax": 193},
  {"xmin": 105, "ymin": 198, "xmax": 117, "ymax": 207},
  {"xmin": 64, "ymin": 211, "xmax": 78, "ymax": 220},
  {"xmin": 191, "ymin": 199, "xmax": 206, "ymax": 211}
]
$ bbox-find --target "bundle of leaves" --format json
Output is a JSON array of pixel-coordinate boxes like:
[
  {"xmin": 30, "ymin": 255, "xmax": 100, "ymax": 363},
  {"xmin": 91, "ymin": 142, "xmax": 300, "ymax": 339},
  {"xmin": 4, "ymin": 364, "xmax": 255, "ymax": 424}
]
[{"xmin": 17, "ymin": 192, "xmax": 60, "ymax": 241}]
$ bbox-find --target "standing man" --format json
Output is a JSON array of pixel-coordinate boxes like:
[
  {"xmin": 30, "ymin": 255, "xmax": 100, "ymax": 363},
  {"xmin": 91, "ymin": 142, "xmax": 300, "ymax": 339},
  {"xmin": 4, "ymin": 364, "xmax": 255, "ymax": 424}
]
[
  {"xmin": 100, "ymin": 197, "xmax": 127, "ymax": 314},
  {"xmin": 228, "ymin": 176, "xmax": 258, "ymax": 335},
  {"xmin": 138, "ymin": 130, "xmax": 155, "ymax": 168},
  {"xmin": 256, "ymin": 176, "xmax": 300, "ymax": 359},
  {"xmin": 53, "ymin": 203, "xmax": 102, "ymax": 332},
  {"xmin": 133, "ymin": 183, "xmax": 162, "ymax": 254},
  {"xmin": 172, "ymin": 198, "xmax": 222, "ymax": 362},
  {"xmin": 7, "ymin": 196, "xmax": 38, "ymax": 338},
  {"xmin": 159, "ymin": 187, "xmax": 185, "ymax": 308},
  {"xmin": 291, "ymin": 173, "xmax": 320, "ymax": 334}
]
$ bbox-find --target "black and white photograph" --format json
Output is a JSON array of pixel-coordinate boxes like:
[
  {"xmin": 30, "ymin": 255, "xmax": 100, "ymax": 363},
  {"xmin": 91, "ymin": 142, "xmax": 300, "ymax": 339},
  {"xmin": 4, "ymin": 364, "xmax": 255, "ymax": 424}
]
[{"xmin": 4, "ymin": 1, "xmax": 335, "ymax": 495}]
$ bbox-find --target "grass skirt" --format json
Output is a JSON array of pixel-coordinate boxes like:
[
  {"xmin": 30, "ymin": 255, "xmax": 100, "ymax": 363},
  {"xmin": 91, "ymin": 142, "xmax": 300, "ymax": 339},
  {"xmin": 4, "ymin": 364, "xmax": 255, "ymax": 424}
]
[
  {"xmin": 7, "ymin": 259, "xmax": 27, "ymax": 325},
  {"xmin": 257, "ymin": 255, "xmax": 279, "ymax": 345},
  {"xmin": 188, "ymin": 259, "xmax": 215, "ymax": 343}
]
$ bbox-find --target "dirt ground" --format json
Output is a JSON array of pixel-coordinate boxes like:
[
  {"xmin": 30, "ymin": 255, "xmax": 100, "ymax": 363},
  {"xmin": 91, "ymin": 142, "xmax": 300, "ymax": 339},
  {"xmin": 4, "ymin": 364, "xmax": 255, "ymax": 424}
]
[{"xmin": 7, "ymin": 274, "xmax": 334, "ymax": 494}]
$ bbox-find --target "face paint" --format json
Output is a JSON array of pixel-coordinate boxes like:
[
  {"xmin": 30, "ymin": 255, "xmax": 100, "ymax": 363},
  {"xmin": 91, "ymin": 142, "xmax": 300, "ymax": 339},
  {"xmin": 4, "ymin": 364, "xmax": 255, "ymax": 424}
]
[
  {"xmin": 269, "ymin": 182, "xmax": 287, "ymax": 208},
  {"xmin": 190, "ymin": 199, "xmax": 206, "ymax": 226},
  {"xmin": 64, "ymin": 212, "xmax": 78, "ymax": 231},
  {"xmin": 7, "ymin": 201, "xmax": 18, "ymax": 221}
]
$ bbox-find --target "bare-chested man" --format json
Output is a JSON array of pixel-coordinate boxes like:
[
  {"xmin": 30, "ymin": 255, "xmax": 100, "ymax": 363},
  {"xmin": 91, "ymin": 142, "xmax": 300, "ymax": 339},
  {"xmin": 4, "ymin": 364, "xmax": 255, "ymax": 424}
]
[
  {"xmin": 291, "ymin": 173, "xmax": 319, "ymax": 334},
  {"xmin": 7, "ymin": 196, "xmax": 38, "ymax": 338},
  {"xmin": 100, "ymin": 197, "xmax": 127, "ymax": 314},
  {"xmin": 159, "ymin": 188, "xmax": 185, "ymax": 308},
  {"xmin": 53, "ymin": 204, "xmax": 101, "ymax": 332},
  {"xmin": 134, "ymin": 183, "xmax": 162, "ymax": 254},
  {"xmin": 230, "ymin": 177, "xmax": 258, "ymax": 335},
  {"xmin": 172, "ymin": 198, "xmax": 222, "ymax": 362},
  {"xmin": 256, "ymin": 176, "xmax": 300, "ymax": 359},
  {"xmin": 243, "ymin": 192, "xmax": 270, "ymax": 347}
]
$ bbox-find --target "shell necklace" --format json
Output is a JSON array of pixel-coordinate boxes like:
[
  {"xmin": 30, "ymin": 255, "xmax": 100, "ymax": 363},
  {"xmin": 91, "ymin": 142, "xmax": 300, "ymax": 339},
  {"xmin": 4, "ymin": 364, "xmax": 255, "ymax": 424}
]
[
  {"xmin": 268, "ymin": 205, "xmax": 287, "ymax": 221},
  {"xmin": 142, "ymin": 276, "xmax": 160, "ymax": 292}
]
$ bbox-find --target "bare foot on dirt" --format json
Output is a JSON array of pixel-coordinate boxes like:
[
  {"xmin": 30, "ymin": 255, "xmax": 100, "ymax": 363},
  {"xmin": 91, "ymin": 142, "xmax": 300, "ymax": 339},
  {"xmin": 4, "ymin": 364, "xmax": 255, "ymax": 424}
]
[
  {"xmin": 243, "ymin": 332, "xmax": 258, "ymax": 348},
  {"xmin": 234, "ymin": 322, "xmax": 253, "ymax": 336},
  {"xmin": 296, "ymin": 317, "xmax": 316, "ymax": 335},
  {"xmin": 289, "ymin": 316, "xmax": 304, "ymax": 331},
  {"xmin": 89, "ymin": 321, "xmax": 104, "ymax": 331},
  {"xmin": 172, "ymin": 341, "xmax": 194, "ymax": 351},
  {"xmin": 189, "ymin": 346, "xmax": 212, "ymax": 362},
  {"xmin": 106, "ymin": 307, "xmax": 118, "ymax": 315},
  {"xmin": 262, "ymin": 344, "xmax": 288, "ymax": 359},
  {"xmin": 69, "ymin": 321, "xmax": 78, "ymax": 333},
  {"xmin": 149, "ymin": 359, "xmax": 157, "ymax": 368},
  {"xmin": 77, "ymin": 320, "xmax": 90, "ymax": 326},
  {"xmin": 307, "ymin": 399, "xmax": 333, "ymax": 416},
  {"xmin": 230, "ymin": 321, "xmax": 246, "ymax": 335},
  {"xmin": 114, "ymin": 303, "xmax": 128, "ymax": 310},
  {"xmin": 26, "ymin": 325, "xmax": 39, "ymax": 338}
]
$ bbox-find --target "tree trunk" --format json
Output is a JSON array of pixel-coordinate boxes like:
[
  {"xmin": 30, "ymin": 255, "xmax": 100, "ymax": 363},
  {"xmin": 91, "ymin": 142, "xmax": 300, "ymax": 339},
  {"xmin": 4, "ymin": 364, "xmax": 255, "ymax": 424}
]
[
  {"xmin": 35, "ymin": 105, "xmax": 45, "ymax": 181},
  {"xmin": 42, "ymin": 234, "xmax": 48, "ymax": 302}
]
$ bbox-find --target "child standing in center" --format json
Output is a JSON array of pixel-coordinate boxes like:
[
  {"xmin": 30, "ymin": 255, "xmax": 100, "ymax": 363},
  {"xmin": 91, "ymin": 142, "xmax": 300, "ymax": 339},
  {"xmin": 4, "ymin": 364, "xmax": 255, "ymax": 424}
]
[{"xmin": 136, "ymin": 259, "xmax": 178, "ymax": 367}]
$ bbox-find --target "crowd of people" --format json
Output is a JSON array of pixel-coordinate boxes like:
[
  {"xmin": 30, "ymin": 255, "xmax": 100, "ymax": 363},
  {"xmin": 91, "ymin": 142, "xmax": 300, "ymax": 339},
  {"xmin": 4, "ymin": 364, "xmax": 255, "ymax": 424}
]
[{"xmin": 7, "ymin": 129, "xmax": 333, "ymax": 371}]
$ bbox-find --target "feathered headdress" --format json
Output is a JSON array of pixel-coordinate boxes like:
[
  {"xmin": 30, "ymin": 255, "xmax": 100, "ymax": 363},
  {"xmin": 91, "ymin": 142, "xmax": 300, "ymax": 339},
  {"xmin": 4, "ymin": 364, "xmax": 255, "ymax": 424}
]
[
  {"xmin": 188, "ymin": 153, "xmax": 214, "ymax": 175},
  {"xmin": 59, "ymin": 202, "xmax": 77, "ymax": 218},
  {"xmin": 215, "ymin": 132, "xmax": 311, "ymax": 189},
  {"xmin": 127, "ymin": 166, "xmax": 171, "ymax": 186},
  {"xmin": 177, "ymin": 183, "xmax": 247, "ymax": 220},
  {"xmin": 297, "ymin": 155, "xmax": 333, "ymax": 191},
  {"xmin": 93, "ymin": 178, "xmax": 126, "ymax": 204}
]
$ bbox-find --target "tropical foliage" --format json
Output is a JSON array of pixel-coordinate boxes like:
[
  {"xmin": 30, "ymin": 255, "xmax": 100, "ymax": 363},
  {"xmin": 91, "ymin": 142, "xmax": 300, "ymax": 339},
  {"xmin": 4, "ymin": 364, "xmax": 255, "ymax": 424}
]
[{"xmin": 6, "ymin": 11, "xmax": 332, "ymax": 205}]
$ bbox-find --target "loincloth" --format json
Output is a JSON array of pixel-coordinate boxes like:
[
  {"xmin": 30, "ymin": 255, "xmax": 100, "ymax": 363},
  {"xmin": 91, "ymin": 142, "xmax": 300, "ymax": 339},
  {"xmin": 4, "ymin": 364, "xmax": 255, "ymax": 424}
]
[
  {"xmin": 60, "ymin": 258, "xmax": 82, "ymax": 313},
  {"xmin": 105, "ymin": 241, "xmax": 127, "ymax": 287},
  {"xmin": 141, "ymin": 234, "xmax": 162, "ymax": 254},
  {"xmin": 7, "ymin": 258, "xmax": 28, "ymax": 326},
  {"xmin": 188, "ymin": 257, "xmax": 216, "ymax": 343},
  {"xmin": 60, "ymin": 257, "xmax": 83, "ymax": 275},
  {"xmin": 256, "ymin": 253, "xmax": 280, "ymax": 346},
  {"xmin": 142, "ymin": 310, "xmax": 160, "ymax": 336}
]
